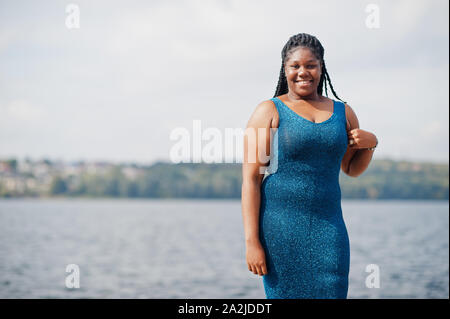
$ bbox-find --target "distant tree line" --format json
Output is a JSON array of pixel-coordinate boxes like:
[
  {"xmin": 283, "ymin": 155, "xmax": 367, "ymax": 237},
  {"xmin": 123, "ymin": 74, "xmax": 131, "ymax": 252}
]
[
  {"xmin": 338, "ymin": 160, "xmax": 448, "ymax": 199},
  {"xmin": 48, "ymin": 162, "xmax": 243, "ymax": 199},
  {"xmin": 1, "ymin": 159, "xmax": 448, "ymax": 200}
]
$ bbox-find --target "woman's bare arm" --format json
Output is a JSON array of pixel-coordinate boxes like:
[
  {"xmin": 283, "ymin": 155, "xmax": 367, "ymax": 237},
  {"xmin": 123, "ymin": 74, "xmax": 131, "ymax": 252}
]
[
  {"xmin": 241, "ymin": 100, "xmax": 277, "ymax": 276},
  {"xmin": 341, "ymin": 104, "xmax": 378, "ymax": 177}
]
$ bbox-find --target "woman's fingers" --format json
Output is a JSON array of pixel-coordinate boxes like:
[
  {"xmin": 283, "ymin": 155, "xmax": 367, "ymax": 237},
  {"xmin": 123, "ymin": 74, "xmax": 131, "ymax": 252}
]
[
  {"xmin": 252, "ymin": 264, "xmax": 258, "ymax": 275},
  {"xmin": 256, "ymin": 266, "xmax": 263, "ymax": 276},
  {"xmin": 248, "ymin": 263, "xmax": 267, "ymax": 276},
  {"xmin": 256, "ymin": 263, "xmax": 267, "ymax": 276},
  {"xmin": 261, "ymin": 264, "xmax": 268, "ymax": 275},
  {"xmin": 253, "ymin": 265, "xmax": 260, "ymax": 275},
  {"xmin": 349, "ymin": 137, "xmax": 360, "ymax": 147}
]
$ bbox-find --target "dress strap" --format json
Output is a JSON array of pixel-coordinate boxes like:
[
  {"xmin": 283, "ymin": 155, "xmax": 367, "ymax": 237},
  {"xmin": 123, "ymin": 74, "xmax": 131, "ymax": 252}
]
[
  {"xmin": 270, "ymin": 97, "xmax": 282, "ymax": 115},
  {"xmin": 335, "ymin": 100, "xmax": 348, "ymax": 129}
]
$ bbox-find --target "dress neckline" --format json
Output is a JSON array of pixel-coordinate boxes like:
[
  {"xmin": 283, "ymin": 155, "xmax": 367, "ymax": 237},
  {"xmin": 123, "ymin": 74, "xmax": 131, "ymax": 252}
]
[{"xmin": 275, "ymin": 97, "xmax": 336, "ymax": 125}]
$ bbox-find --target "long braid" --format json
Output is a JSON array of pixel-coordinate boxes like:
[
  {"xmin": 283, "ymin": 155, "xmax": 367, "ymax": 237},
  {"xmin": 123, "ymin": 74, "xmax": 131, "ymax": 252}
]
[
  {"xmin": 273, "ymin": 33, "xmax": 346, "ymax": 103},
  {"xmin": 323, "ymin": 64, "xmax": 345, "ymax": 103},
  {"xmin": 274, "ymin": 64, "xmax": 288, "ymax": 99}
]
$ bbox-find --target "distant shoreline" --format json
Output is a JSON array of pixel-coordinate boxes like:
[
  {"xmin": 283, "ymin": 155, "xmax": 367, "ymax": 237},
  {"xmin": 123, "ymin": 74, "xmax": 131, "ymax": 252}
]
[
  {"xmin": 1, "ymin": 158, "xmax": 448, "ymax": 200},
  {"xmin": 0, "ymin": 197, "xmax": 448, "ymax": 202}
]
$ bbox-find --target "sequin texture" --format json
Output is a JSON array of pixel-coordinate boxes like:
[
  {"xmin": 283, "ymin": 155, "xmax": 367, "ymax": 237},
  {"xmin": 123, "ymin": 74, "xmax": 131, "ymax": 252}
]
[{"xmin": 259, "ymin": 97, "xmax": 350, "ymax": 299}]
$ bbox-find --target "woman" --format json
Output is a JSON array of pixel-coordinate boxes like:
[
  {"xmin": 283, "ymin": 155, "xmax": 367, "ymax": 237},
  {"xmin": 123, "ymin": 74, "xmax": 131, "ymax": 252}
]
[{"xmin": 241, "ymin": 33, "xmax": 378, "ymax": 299}]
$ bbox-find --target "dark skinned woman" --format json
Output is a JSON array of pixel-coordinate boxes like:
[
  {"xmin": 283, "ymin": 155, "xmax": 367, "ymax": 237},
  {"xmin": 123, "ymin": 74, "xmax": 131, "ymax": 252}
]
[{"xmin": 242, "ymin": 33, "xmax": 378, "ymax": 299}]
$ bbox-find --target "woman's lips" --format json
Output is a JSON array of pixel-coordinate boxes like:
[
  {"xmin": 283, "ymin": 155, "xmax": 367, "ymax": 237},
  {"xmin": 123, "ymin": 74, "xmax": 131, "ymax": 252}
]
[{"xmin": 295, "ymin": 80, "xmax": 313, "ymax": 86}]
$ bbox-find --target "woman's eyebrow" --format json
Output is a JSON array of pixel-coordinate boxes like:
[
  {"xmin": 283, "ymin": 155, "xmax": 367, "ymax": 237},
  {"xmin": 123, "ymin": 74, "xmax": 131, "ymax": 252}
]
[{"xmin": 289, "ymin": 59, "xmax": 318, "ymax": 63}]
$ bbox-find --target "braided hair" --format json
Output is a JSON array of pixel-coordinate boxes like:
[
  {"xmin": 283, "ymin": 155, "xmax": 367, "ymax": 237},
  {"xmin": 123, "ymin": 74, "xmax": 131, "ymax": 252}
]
[{"xmin": 273, "ymin": 33, "xmax": 345, "ymax": 103}]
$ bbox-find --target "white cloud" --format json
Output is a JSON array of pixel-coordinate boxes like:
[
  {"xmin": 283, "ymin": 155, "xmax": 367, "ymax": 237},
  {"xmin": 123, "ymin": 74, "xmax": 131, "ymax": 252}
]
[
  {"xmin": 3, "ymin": 100, "xmax": 45, "ymax": 121},
  {"xmin": 421, "ymin": 120, "xmax": 446, "ymax": 137},
  {"xmin": 0, "ymin": 0, "xmax": 448, "ymax": 163}
]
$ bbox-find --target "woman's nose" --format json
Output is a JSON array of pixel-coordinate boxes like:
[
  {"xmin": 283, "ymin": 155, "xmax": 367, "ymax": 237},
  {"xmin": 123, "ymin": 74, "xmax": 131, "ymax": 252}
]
[{"xmin": 298, "ymin": 66, "xmax": 307, "ymax": 75}]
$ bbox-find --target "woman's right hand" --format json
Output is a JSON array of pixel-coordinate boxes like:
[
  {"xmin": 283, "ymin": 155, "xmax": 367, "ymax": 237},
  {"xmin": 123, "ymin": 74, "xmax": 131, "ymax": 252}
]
[{"xmin": 246, "ymin": 240, "xmax": 268, "ymax": 276}]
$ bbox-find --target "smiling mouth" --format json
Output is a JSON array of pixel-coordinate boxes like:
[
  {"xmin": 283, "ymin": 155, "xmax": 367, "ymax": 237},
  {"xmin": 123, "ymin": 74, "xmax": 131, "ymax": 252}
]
[{"xmin": 295, "ymin": 80, "xmax": 313, "ymax": 85}]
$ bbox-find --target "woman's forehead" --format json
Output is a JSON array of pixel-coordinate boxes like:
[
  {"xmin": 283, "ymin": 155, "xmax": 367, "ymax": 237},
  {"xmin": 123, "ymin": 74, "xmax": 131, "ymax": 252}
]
[{"xmin": 286, "ymin": 47, "xmax": 320, "ymax": 62}]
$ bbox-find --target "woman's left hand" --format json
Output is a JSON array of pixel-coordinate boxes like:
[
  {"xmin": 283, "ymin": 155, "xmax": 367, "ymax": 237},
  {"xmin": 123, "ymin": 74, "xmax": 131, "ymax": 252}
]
[{"xmin": 347, "ymin": 128, "xmax": 378, "ymax": 149}]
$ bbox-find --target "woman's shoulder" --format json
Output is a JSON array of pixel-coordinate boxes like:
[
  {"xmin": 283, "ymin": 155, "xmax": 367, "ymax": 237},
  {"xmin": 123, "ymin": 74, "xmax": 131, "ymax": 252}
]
[
  {"xmin": 254, "ymin": 97, "xmax": 280, "ymax": 115},
  {"xmin": 246, "ymin": 98, "xmax": 279, "ymax": 129},
  {"xmin": 342, "ymin": 101, "xmax": 359, "ymax": 130}
]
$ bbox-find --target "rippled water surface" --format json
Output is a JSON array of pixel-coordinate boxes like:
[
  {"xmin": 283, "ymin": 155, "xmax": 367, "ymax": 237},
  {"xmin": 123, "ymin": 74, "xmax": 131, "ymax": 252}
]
[{"xmin": 0, "ymin": 199, "xmax": 448, "ymax": 298}]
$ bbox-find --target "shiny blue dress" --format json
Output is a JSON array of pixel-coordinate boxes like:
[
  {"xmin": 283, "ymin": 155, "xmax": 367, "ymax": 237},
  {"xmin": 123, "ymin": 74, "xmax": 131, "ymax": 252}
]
[{"xmin": 259, "ymin": 97, "xmax": 350, "ymax": 299}]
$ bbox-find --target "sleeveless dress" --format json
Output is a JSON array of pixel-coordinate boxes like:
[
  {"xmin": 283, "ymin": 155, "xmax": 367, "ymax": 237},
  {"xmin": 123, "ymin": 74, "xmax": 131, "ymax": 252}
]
[{"xmin": 259, "ymin": 97, "xmax": 350, "ymax": 299}]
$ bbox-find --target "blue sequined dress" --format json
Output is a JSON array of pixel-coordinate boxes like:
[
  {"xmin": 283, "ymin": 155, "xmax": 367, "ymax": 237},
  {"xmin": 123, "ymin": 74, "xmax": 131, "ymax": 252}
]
[{"xmin": 259, "ymin": 97, "xmax": 350, "ymax": 299}]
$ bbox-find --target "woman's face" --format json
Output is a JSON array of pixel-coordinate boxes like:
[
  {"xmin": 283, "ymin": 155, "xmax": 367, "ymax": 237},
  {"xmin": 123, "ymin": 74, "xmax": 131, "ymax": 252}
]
[{"xmin": 284, "ymin": 47, "xmax": 322, "ymax": 97}]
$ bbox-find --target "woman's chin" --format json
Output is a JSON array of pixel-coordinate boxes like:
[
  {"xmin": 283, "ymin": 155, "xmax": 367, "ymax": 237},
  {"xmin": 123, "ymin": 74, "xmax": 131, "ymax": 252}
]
[{"xmin": 292, "ymin": 87, "xmax": 316, "ymax": 96}]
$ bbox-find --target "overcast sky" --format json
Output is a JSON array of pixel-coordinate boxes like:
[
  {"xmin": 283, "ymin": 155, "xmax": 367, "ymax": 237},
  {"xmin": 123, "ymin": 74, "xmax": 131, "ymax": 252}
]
[{"xmin": 0, "ymin": 0, "xmax": 448, "ymax": 164}]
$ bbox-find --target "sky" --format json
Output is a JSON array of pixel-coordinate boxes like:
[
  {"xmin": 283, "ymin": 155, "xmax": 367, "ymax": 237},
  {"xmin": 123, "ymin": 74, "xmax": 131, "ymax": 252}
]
[{"xmin": 0, "ymin": 0, "xmax": 448, "ymax": 165}]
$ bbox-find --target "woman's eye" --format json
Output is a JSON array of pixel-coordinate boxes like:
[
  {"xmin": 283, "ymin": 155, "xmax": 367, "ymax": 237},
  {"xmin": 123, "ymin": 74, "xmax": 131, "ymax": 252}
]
[{"xmin": 291, "ymin": 64, "xmax": 317, "ymax": 69}]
